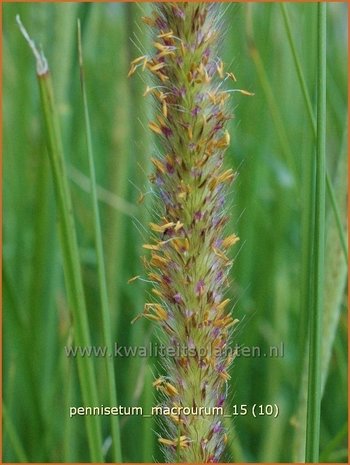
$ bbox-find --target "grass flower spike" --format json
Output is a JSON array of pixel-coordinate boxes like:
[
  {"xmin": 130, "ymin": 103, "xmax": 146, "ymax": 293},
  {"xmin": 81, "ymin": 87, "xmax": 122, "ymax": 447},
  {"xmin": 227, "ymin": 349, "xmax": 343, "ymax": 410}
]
[{"xmin": 131, "ymin": 3, "xmax": 240, "ymax": 462}]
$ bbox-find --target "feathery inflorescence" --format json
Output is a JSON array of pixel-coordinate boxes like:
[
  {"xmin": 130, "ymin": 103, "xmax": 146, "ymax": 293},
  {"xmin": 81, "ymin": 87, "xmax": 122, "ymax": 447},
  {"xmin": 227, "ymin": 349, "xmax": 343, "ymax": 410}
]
[{"xmin": 130, "ymin": 3, "xmax": 240, "ymax": 462}]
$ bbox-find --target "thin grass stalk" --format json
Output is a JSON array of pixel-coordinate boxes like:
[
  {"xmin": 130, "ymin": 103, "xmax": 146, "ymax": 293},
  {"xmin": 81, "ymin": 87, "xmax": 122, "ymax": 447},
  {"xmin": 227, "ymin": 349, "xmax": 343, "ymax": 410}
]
[
  {"xmin": 280, "ymin": 2, "xmax": 347, "ymax": 261},
  {"xmin": 305, "ymin": 3, "xmax": 327, "ymax": 462},
  {"xmin": 16, "ymin": 17, "xmax": 103, "ymax": 461},
  {"xmin": 280, "ymin": 3, "xmax": 315, "ymax": 132},
  {"xmin": 105, "ymin": 4, "xmax": 134, "ymax": 335},
  {"xmin": 77, "ymin": 21, "xmax": 122, "ymax": 462},
  {"xmin": 245, "ymin": 4, "xmax": 297, "ymax": 181}
]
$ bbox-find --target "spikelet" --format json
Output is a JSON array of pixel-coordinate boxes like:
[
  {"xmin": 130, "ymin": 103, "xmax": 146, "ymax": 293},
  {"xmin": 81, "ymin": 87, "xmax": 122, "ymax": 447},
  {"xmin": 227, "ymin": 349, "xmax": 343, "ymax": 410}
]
[{"xmin": 131, "ymin": 3, "xmax": 242, "ymax": 462}]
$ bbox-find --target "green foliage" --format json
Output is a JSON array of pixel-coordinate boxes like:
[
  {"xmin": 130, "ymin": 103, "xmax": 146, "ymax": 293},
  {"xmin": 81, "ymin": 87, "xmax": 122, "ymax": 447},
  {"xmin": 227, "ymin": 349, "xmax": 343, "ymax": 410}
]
[{"xmin": 3, "ymin": 2, "xmax": 347, "ymax": 463}]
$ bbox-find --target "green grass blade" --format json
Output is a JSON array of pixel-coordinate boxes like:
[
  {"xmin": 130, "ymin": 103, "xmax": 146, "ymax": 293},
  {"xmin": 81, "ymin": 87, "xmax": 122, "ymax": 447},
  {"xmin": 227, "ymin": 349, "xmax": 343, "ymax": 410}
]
[
  {"xmin": 37, "ymin": 56, "xmax": 104, "ymax": 464},
  {"xmin": 305, "ymin": 4, "xmax": 327, "ymax": 462},
  {"xmin": 280, "ymin": 2, "xmax": 347, "ymax": 261},
  {"xmin": 16, "ymin": 17, "xmax": 103, "ymax": 462},
  {"xmin": 77, "ymin": 20, "xmax": 122, "ymax": 462}
]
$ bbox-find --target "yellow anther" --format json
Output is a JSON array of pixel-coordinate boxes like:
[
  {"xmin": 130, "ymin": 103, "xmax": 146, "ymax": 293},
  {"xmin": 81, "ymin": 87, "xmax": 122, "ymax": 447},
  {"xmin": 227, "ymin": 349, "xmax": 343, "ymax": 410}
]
[
  {"xmin": 142, "ymin": 244, "xmax": 160, "ymax": 251},
  {"xmin": 162, "ymin": 100, "xmax": 168, "ymax": 118},
  {"xmin": 219, "ymin": 371, "xmax": 231, "ymax": 381},
  {"xmin": 153, "ymin": 377, "xmax": 165, "ymax": 388},
  {"xmin": 164, "ymin": 382, "xmax": 179, "ymax": 396},
  {"xmin": 157, "ymin": 72, "xmax": 169, "ymax": 82},
  {"xmin": 158, "ymin": 438, "xmax": 176, "ymax": 447},
  {"xmin": 216, "ymin": 59, "xmax": 224, "ymax": 78},
  {"xmin": 137, "ymin": 192, "xmax": 145, "ymax": 204},
  {"xmin": 143, "ymin": 304, "xmax": 167, "ymax": 322},
  {"xmin": 158, "ymin": 436, "xmax": 190, "ymax": 448},
  {"xmin": 174, "ymin": 221, "xmax": 184, "ymax": 232},
  {"xmin": 148, "ymin": 121, "xmax": 163, "ymax": 135},
  {"xmin": 127, "ymin": 65, "xmax": 136, "ymax": 78},
  {"xmin": 152, "ymin": 288, "xmax": 162, "ymax": 297},
  {"xmin": 148, "ymin": 272, "xmax": 161, "ymax": 282},
  {"xmin": 157, "ymin": 30, "xmax": 174, "ymax": 39},
  {"xmin": 172, "ymin": 238, "xmax": 190, "ymax": 254},
  {"xmin": 217, "ymin": 168, "xmax": 234, "ymax": 183},
  {"xmin": 150, "ymin": 254, "xmax": 168, "ymax": 267},
  {"xmin": 217, "ymin": 298, "xmax": 230, "ymax": 311},
  {"xmin": 204, "ymin": 68, "xmax": 210, "ymax": 83},
  {"xmin": 142, "ymin": 57, "xmax": 149, "ymax": 71},
  {"xmin": 148, "ymin": 62, "xmax": 166, "ymax": 72},
  {"xmin": 239, "ymin": 89, "xmax": 255, "ymax": 96},
  {"xmin": 141, "ymin": 16, "xmax": 155, "ymax": 26},
  {"xmin": 157, "ymin": 50, "xmax": 175, "ymax": 59},
  {"xmin": 216, "ymin": 131, "xmax": 231, "ymax": 149},
  {"xmin": 180, "ymin": 41, "xmax": 186, "ymax": 55},
  {"xmin": 143, "ymin": 86, "xmax": 153, "ymax": 97},
  {"xmin": 131, "ymin": 55, "xmax": 147, "ymax": 65},
  {"xmin": 224, "ymin": 130, "xmax": 230, "ymax": 146},
  {"xmin": 169, "ymin": 413, "xmax": 183, "ymax": 424},
  {"xmin": 151, "ymin": 157, "xmax": 166, "ymax": 173},
  {"xmin": 187, "ymin": 125, "xmax": 193, "ymax": 140},
  {"xmin": 212, "ymin": 246, "xmax": 230, "ymax": 264},
  {"xmin": 150, "ymin": 222, "xmax": 175, "ymax": 233},
  {"xmin": 153, "ymin": 42, "xmax": 174, "ymax": 53},
  {"xmin": 226, "ymin": 71, "xmax": 237, "ymax": 82},
  {"xmin": 222, "ymin": 234, "xmax": 239, "ymax": 248}
]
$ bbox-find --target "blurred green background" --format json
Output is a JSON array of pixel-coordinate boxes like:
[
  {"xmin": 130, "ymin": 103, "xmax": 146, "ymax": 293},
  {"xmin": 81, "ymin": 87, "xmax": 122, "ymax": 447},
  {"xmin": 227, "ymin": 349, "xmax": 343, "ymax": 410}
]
[{"xmin": 3, "ymin": 2, "xmax": 347, "ymax": 463}]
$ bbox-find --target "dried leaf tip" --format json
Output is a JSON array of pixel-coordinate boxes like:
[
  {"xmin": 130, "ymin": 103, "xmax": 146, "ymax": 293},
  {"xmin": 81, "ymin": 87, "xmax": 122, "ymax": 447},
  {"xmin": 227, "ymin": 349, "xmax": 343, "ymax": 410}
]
[{"xmin": 16, "ymin": 15, "xmax": 48, "ymax": 76}]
